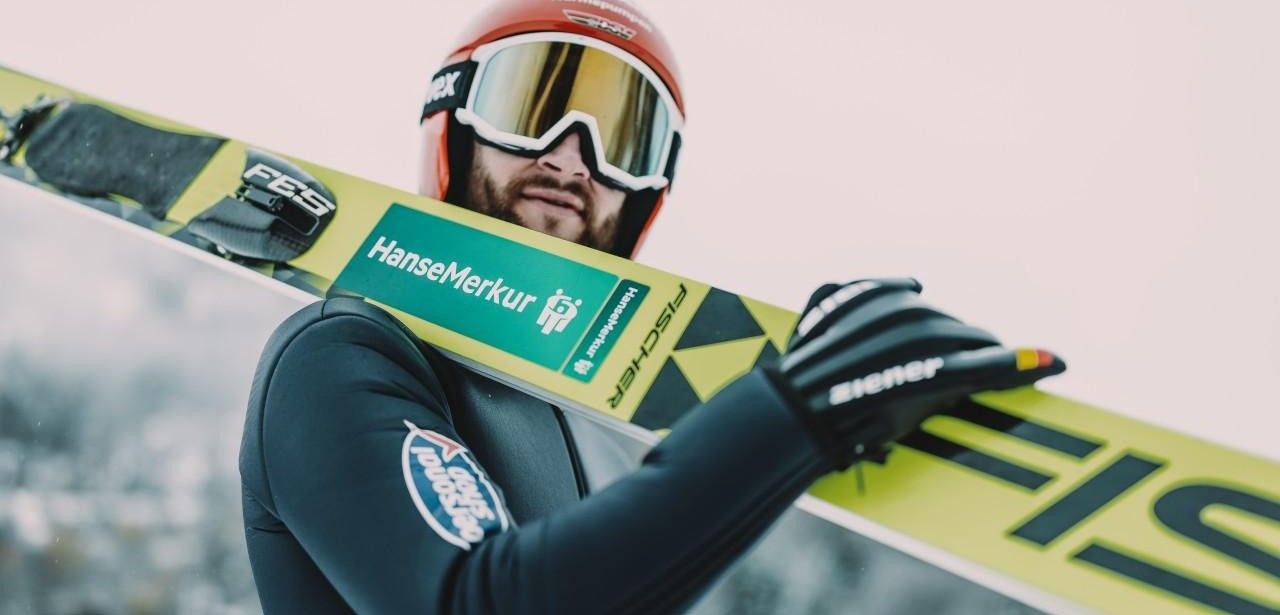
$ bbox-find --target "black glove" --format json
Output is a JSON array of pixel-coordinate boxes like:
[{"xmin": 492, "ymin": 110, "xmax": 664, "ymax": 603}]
[{"xmin": 763, "ymin": 278, "xmax": 1066, "ymax": 471}]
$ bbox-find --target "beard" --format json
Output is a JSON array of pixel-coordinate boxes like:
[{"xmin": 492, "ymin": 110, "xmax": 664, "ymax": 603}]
[{"xmin": 465, "ymin": 162, "xmax": 620, "ymax": 252}]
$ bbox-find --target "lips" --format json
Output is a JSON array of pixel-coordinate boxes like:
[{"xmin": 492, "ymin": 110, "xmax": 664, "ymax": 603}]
[{"xmin": 521, "ymin": 186, "xmax": 585, "ymax": 214}]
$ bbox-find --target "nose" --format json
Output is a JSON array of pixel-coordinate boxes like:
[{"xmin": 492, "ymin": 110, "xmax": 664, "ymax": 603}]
[{"xmin": 537, "ymin": 132, "xmax": 590, "ymax": 179}]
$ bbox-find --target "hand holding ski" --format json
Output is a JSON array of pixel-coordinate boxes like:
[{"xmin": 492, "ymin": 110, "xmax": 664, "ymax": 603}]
[{"xmin": 764, "ymin": 278, "xmax": 1066, "ymax": 471}]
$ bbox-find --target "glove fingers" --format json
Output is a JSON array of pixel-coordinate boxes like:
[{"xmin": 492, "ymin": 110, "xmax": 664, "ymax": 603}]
[
  {"xmin": 786, "ymin": 317, "xmax": 1000, "ymax": 389},
  {"xmin": 933, "ymin": 346, "xmax": 1067, "ymax": 393},
  {"xmin": 798, "ymin": 283, "xmax": 843, "ymax": 317},
  {"xmin": 820, "ymin": 346, "xmax": 1065, "ymax": 434},
  {"xmin": 791, "ymin": 278, "xmax": 921, "ymax": 350},
  {"xmin": 802, "ymin": 290, "xmax": 958, "ymax": 360}
]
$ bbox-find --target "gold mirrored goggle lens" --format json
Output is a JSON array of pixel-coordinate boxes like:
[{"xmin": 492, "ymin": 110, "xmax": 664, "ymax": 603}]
[{"xmin": 471, "ymin": 41, "xmax": 673, "ymax": 178}]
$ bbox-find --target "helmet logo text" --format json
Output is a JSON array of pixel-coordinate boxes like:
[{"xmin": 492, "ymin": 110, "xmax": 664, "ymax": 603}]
[{"xmin": 563, "ymin": 9, "xmax": 637, "ymax": 40}]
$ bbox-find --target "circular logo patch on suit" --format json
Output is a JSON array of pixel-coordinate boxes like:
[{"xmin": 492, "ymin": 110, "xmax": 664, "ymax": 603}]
[{"xmin": 400, "ymin": 420, "xmax": 511, "ymax": 550}]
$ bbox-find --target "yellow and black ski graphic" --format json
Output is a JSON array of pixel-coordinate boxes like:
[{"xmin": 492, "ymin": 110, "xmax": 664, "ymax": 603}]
[{"xmin": 1, "ymin": 65, "xmax": 1275, "ymax": 614}]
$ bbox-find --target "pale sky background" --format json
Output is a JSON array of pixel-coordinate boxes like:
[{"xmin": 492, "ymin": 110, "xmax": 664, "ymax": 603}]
[{"xmin": 2, "ymin": 0, "xmax": 1278, "ymax": 461}]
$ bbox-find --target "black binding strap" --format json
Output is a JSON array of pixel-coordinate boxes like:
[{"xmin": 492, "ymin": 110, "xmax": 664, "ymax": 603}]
[{"xmin": 23, "ymin": 103, "xmax": 225, "ymax": 219}]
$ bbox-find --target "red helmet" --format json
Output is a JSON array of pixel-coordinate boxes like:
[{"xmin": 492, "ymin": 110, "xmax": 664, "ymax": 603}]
[{"xmin": 419, "ymin": 0, "xmax": 685, "ymax": 258}]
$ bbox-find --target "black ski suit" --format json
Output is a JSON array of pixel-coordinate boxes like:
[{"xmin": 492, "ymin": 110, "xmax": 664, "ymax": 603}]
[{"xmin": 240, "ymin": 297, "xmax": 824, "ymax": 614}]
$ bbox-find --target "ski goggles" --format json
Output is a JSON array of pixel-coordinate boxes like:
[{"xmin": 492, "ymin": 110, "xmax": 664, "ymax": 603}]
[{"xmin": 422, "ymin": 32, "xmax": 683, "ymax": 192}]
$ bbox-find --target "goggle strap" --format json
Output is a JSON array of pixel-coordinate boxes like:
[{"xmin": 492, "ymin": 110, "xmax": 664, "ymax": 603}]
[
  {"xmin": 662, "ymin": 132, "xmax": 682, "ymax": 191},
  {"xmin": 420, "ymin": 61, "xmax": 478, "ymax": 121}
]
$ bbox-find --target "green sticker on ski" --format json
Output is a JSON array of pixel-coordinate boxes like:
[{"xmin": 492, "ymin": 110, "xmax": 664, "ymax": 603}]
[
  {"xmin": 564, "ymin": 281, "xmax": 648, "ymax": 382},
  {"xmin": 336, "ymin": 204, "xmax": 622, "ymax": 371}
]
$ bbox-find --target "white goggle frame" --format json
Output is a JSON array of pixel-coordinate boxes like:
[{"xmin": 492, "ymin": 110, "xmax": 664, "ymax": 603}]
[{"xmin": 454, "ymin": 31, "xmax": 684, "ymax": 192}]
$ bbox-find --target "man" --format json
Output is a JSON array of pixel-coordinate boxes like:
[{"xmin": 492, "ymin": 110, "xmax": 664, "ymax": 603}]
[
  {"xmin": 414, "ymin": 0, "xmax": 681, "ymax": 259},
  {"xmin": 239, "ymin": 1, "xmax": 1066, "ymax": 613}
]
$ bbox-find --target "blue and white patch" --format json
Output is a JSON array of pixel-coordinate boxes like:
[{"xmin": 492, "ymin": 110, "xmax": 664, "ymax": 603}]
[{"xmin": 401, "ymin": 420, "xmax": 511, "ymax": 550}]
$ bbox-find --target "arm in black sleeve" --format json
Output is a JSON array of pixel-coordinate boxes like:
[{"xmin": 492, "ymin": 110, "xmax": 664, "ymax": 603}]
[{"xmin": 242, "ymin": 299, "xmax": 823, "ymax": 614}]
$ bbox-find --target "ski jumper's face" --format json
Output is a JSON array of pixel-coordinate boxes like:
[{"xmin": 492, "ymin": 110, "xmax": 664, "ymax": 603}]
[{"xmin": 463, "ymin": 132, "xmax": 627, "ymax": 252}]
